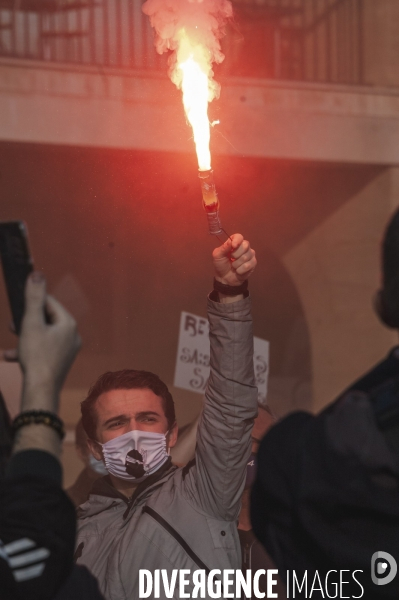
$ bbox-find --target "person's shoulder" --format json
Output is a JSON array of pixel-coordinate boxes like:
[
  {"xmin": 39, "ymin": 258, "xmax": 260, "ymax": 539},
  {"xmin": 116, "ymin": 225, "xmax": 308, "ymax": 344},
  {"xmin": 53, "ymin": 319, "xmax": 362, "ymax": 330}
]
[{"xmin": 258, "ymin": 411, "xmax": 314, "ymax": 452}]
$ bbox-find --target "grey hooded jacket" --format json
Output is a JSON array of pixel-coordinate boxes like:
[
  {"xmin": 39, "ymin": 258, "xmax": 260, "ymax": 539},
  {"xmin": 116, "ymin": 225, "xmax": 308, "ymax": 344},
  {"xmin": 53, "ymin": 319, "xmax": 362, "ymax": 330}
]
[{"xmin": 75, "ymin": 295, "xmax": 258, "ymax": 599}]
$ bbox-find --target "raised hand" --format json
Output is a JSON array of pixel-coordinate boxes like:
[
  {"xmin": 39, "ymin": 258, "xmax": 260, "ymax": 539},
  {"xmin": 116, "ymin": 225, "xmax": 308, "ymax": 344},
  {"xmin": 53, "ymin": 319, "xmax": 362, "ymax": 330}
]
[
  {"xmin": 19, "ymin": 272, "xmax": 81, "ymax": 412},
  {"xmin": 213, "ymin": 234, "xmax": 257, "ymax": 287}
]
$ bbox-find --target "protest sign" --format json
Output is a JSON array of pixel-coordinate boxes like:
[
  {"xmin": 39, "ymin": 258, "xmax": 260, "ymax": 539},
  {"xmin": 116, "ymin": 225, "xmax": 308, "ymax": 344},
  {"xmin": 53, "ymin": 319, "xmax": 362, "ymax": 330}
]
[{"xmin": 174, "ymin": 311, "xmax": 269, "ymax": 405}]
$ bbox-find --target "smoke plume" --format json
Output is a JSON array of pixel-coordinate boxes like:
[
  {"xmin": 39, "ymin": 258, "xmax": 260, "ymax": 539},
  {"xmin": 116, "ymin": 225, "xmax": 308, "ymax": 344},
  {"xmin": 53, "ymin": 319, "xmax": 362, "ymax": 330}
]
[{"xmin": 142, "ymin": 0, "xmax": 233, "ymax": 102}]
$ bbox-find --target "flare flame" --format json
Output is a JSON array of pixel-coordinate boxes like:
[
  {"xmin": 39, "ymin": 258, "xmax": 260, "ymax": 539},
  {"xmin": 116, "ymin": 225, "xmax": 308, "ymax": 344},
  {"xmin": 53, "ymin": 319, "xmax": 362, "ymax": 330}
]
[
  {"xmin": 177, "ymin": 37, "xmax": 211, "ymax": 171},
  {"xmin": 142, "ymin": 0, "xmax": 233, "ymax": 170}
]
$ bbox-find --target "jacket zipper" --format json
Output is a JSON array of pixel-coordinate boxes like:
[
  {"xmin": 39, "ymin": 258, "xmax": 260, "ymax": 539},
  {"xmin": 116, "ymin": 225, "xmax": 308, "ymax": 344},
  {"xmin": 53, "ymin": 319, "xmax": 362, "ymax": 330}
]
[{"xmin": 123, "ymin": 496, "xmax": 134, "ymax": 520}]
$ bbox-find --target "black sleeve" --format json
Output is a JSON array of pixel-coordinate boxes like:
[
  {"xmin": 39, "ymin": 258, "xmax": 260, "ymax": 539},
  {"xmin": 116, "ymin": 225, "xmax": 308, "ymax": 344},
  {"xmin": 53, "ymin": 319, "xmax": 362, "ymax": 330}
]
[
  {"xmin": 0, "ymin": 450, "xmax": 77, "ymax": 600},
  {"xmin": 54, "ymin": 565, "xmax": 105, "ymax": 600},
  {"xmin": 250, "ymin": 411, "xmax": 314, "ymax": 576}
]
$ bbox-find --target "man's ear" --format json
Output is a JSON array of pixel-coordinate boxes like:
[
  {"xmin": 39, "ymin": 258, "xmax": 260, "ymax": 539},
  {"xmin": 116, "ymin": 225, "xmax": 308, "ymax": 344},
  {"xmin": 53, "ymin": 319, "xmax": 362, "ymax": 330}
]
[
  {"xmin": 373, "ymin": 289, "xmax": 384, "ymax": 321},
  {"xmin": 87, "ymin": 437, "xmax": 103, "ymax": 462},
  {"xmin": 167, "ymin": 422, "xmax": 178, "ymax": 449},
  {"xmin": 373, "ymin": 288, "xmax": 399, "ymax": 328}
]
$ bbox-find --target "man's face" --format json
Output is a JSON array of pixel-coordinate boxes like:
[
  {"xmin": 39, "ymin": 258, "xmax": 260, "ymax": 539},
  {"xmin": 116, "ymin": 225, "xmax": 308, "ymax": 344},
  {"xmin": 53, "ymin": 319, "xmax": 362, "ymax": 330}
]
[{"xmin": 88, "ymin": 388, "xmax": 177, "ymax": 461}]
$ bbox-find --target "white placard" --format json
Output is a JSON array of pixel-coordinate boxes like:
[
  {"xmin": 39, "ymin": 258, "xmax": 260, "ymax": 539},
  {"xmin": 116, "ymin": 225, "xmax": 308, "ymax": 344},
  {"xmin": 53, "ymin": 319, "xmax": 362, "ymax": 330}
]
[
  {"xmin": 174, "ymin": 311, "xmax": 269, "ymax": 405},
  {"xmin": 174, "ymin": 312, "xmax": 210, "ymax": 395}
]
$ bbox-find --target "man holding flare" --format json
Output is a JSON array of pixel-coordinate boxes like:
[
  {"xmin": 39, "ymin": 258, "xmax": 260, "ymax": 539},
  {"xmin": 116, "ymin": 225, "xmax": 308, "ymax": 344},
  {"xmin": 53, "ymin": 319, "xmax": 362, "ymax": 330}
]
[{"xmin": 75, "ymin": 234, "xmax": 258, "ymax": 599}]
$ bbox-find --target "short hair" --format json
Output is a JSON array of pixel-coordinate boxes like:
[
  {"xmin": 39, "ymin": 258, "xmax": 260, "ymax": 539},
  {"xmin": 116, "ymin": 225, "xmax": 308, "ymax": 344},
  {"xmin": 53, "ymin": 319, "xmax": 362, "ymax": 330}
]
[
  {"xmin": 380, "ymin": 208, "xmax": 399, "ymax": 328},
  {"xmin": 81, "ymin": 370, "xmax": 176, "ymax": 440}
]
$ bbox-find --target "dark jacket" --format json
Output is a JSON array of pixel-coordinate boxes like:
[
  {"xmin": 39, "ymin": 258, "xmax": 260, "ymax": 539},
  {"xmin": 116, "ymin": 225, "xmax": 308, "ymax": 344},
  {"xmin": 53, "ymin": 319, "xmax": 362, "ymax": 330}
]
[
  {"xmin": 251, "ymin": 349, "xmax": 399, "ymax": 599},
  {"xmin": 0, "ymin": 449, "xmax": 104, "ymax": 600},
  {"xmin": 341, "ymin": 346, "xmax": 399, "ymax": 396}
]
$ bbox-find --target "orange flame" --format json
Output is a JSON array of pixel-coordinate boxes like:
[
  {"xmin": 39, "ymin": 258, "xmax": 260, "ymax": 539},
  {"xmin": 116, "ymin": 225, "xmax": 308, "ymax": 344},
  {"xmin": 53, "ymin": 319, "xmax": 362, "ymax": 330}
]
[{"xmin": 173, "ymin": 31, "xmax": 218, "ymax": 172}]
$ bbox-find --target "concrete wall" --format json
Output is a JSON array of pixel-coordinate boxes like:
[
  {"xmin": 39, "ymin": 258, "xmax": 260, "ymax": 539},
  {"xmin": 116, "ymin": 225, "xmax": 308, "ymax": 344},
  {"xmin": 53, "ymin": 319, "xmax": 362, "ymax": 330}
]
[
  {"xmin": 0, "ymin": 58, "xmax": 399, "ymax": 166},
  {"xmin": 284, "ymin": 167, "xmax": 399, "ymax": 412}
]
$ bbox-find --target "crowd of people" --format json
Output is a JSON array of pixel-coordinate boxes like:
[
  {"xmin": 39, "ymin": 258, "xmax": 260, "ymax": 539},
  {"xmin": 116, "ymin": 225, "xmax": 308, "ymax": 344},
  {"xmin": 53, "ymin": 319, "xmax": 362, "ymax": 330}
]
[{"xmin": 1, "ymin": 213, "xmax": 399, "ymax": 599}]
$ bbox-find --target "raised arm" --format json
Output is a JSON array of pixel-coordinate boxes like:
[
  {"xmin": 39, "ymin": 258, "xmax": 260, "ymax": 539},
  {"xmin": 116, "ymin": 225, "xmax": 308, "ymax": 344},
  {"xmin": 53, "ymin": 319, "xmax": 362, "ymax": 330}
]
[{"xmin": 187, "ymin": 234, "xmax": 258, "ymax": 520}]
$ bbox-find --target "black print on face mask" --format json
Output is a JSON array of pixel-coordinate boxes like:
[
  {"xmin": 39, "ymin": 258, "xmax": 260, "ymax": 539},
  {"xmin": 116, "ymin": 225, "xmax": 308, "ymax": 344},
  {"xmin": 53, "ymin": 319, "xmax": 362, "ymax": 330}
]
[{"xmin": 125, "ymin": 449, "xmax": 146, "ymax": 478}]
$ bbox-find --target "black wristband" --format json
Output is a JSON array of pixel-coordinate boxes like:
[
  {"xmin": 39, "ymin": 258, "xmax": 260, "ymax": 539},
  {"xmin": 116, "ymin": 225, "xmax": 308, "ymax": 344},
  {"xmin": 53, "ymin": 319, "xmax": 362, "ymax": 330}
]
[
  {"xmin": 12, "ymin": 410, "xmax": 65, "ymax": 440},
  {"xmin": 213, "ymin": 278, "xmax": 248, "ymax": 297}
]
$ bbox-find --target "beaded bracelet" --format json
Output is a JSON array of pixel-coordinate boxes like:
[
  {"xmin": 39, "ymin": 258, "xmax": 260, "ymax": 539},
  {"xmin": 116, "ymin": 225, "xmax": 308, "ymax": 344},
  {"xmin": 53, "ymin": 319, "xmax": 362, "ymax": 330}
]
[{"xmin": 12, "ymin": 410, "xmax": 65, "ymax": 440}]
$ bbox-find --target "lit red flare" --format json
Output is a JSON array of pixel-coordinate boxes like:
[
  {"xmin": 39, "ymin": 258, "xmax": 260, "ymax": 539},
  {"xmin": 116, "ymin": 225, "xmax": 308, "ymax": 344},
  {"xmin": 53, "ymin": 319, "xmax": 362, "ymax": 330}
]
[
  {"xmin": 175, "ymin": 33, "xmax": 222, "ymax": 234},
  {"xmin": 142, "ymin": 0, "xmax": 232, "ymax": 235}
]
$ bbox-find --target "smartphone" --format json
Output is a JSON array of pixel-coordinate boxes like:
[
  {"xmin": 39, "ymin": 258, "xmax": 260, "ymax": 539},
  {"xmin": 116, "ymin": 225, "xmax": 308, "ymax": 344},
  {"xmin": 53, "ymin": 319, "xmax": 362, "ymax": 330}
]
[{"xmin": 0, "ymin": 221, "xmax": 33, "ymax": 335}]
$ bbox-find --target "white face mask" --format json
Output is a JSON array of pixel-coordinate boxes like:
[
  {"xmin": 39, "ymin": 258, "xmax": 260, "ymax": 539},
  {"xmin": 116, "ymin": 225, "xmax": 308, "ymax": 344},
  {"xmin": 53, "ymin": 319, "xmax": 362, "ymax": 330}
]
[
  {"xmin": 100, "ymin": 429, "xmax": 169, "ymax": 482},
  {"xmin": 88, "ymin": 453, "xmax": 108, "ymax": 476}
]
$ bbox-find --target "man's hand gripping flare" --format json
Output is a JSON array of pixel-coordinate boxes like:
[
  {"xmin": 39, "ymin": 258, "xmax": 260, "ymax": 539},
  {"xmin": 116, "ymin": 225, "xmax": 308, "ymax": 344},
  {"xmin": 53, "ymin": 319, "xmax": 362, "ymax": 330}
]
[{"xmin": 213, "ymin": 234, "xmax": 257, "ymax": 302}]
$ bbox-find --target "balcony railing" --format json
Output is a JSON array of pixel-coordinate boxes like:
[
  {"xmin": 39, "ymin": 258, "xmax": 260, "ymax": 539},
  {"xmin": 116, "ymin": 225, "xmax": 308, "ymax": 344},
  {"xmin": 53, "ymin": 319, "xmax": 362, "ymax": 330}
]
[{"xmin": 0, "ymin": 0, "xmax": 364, "ymax": 85}]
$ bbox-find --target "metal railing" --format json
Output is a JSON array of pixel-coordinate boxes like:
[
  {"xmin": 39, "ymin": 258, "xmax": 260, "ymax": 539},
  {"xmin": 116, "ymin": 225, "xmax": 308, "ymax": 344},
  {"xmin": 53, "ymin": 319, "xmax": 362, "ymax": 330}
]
[
  {"xmin": 0, "ymin": 0, "xmax": 364, "ymax": 84},
  {"xmin": 221, "ymin": 0, "xmax": 364, "ymax": 84}
]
